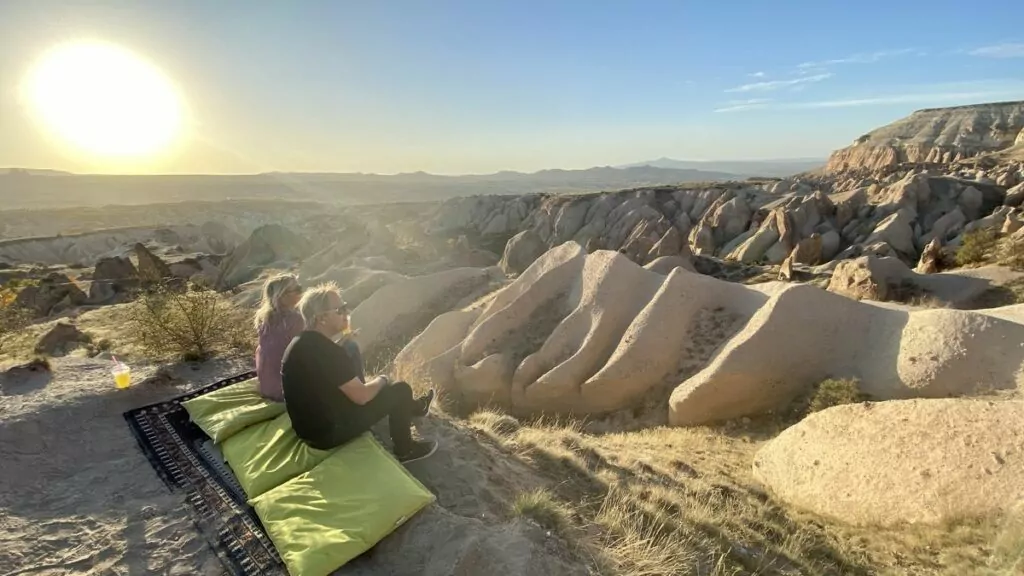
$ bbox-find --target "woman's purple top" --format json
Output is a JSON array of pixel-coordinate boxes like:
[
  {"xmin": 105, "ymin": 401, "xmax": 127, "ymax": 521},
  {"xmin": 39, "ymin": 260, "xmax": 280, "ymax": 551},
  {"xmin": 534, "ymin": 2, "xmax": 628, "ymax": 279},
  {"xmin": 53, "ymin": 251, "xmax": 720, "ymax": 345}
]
[{"xmin": 255, "ymin": 310, "xmax": 304, "ymax": 401}]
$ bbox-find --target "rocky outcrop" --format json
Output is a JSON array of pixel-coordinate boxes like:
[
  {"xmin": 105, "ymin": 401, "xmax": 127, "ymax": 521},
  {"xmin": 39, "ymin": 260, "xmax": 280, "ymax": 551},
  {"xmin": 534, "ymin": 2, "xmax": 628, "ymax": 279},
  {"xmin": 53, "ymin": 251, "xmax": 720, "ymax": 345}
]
[
  {"xmin": 351, "ymin": 267, "xmax": 506, "ymax": 366},
  {"xmin": 13, "ymin": 272, "xmax": 87, "ymax": 316},
  {"xmin": 753, "ymin": 399, "xmax": 1024, "ymax": 526},
  {"xmin": 133, "ymin": 243, "xmax": 172, "ymax": 283},
  {"xmin": 34, "ymin": 322, "xmax": 90, "ymax": 356},
  {"xmin": 499, "ymin": 230, "xmax": 547, "ymax": 275},
  {"xmin": 89, "ymin": 256, "xmax": 139, "ymax": 304},
  {"xmin": 827, "ymin": 255, "xmax": 991, "ymax": 306},
  {"xmin": 826, "ymin": 101, "xmax": 1024, "ymax": 172},
  {"xmin": 216, "ymin": 225, "xmax": 313, "ymax": 289},
  {"xmin": 392, "ymin": 243, "xmax": 1024, "ymax": 424}
]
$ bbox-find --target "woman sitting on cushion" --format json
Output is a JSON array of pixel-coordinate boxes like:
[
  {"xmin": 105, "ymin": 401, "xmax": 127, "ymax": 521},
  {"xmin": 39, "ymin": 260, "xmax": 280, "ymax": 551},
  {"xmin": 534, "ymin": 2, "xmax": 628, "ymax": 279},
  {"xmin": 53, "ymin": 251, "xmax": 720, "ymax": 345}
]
[
  {"xmin": 281, "ymin": 282, "xmax": 436, "ymax": 463},
  {"xmin": 253, "ymin": 274, "xmax": 305, "ymax": 401}
]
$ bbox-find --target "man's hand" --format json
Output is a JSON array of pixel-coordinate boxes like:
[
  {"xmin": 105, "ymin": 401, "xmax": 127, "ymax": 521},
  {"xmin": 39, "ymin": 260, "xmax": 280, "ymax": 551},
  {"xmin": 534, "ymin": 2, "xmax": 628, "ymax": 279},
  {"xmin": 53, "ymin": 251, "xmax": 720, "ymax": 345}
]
[{"xmin": 339, "ymin": 376, "xmax": 385, "ymax": 405}]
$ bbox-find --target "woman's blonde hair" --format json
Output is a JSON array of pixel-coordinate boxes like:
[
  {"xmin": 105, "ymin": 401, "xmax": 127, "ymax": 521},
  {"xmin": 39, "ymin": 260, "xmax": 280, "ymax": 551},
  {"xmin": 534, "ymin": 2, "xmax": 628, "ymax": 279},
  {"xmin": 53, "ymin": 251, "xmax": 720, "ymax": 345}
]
[{"xmin": 253, "ymin": 274, "xmax": 300, "ymax": 331}]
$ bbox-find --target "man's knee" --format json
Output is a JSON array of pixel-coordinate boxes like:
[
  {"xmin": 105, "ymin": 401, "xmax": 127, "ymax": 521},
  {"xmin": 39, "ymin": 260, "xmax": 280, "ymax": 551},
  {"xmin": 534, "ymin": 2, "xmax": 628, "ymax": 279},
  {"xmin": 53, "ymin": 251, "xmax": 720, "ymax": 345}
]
[{"xmin": 389, "ymin": 380, "xmax": 413, "ymax": 401}]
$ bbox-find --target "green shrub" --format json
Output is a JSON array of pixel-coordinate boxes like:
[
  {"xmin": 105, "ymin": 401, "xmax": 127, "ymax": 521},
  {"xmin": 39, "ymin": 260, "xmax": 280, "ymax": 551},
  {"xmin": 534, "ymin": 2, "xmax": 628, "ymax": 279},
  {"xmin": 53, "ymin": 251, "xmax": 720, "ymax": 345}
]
[
  {"xmin": 955, "ymin": 228, "xmax": 998, "ymax": 267},
  {"xmin": 808, "ymin": 378, "xmax": 867, "ymax": 414},
  {"xmin": 126, "ymin": 282, "xmax": 251, "ymax": 362}
]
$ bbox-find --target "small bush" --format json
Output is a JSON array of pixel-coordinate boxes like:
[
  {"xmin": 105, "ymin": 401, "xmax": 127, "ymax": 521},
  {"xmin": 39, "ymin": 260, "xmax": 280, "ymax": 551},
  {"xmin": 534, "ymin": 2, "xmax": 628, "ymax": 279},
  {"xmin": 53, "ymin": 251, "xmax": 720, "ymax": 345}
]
[
  {"xmin": 126, "ymin": 282, "xmax": 251, "ymax": 362},
  {"xmin": 808, "ymin": 378, "xmax": 867, "ymax": 414},
  {"xmin": 0, "ymin": 294, "xmax": 32, "ymax": 353},
  {"xmin": 955, "ymin": 228, "xmax": 999, "ymax": 267},
  {"xmin": 511, "ymin": 489, "xmax": 571, "ymax": 535},
  {"xmin": 997, "ymin": 236, "xmax": 1024, "ymax": 271}
]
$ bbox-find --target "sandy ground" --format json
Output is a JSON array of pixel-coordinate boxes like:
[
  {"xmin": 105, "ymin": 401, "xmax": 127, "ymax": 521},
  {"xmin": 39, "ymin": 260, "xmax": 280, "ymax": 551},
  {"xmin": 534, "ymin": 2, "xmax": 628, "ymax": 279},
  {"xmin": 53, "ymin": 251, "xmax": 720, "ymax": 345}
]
[
  {"xmin": 0, "ymin": 353, "xmax": 587, "ymax": 576},
  {"xmin": 0, "ymin": 355, "xmax": 251, "ymax": 576}
]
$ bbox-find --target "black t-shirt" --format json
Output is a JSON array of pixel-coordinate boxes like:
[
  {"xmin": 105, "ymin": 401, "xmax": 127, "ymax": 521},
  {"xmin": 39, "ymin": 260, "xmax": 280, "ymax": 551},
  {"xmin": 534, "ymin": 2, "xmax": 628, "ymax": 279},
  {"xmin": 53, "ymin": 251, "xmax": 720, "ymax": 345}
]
[{"xmin": 281, "ymin": 331, "xmax": 361, "ymax": 446}]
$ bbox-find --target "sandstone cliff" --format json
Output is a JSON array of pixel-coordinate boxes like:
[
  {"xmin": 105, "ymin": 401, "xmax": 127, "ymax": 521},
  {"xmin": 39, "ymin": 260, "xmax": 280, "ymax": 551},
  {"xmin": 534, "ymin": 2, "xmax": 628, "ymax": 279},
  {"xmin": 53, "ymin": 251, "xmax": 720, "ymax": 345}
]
[{"xmin": 826, "ymin": 101, "xmax": 1024, "ymax": 172}]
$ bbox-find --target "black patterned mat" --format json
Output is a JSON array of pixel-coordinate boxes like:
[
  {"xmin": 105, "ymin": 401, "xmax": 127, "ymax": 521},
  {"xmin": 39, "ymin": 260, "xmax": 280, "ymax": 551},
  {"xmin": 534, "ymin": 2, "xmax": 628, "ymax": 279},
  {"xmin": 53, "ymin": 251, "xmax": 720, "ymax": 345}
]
[{"xmin": 123, "ymin": 371, "xmax": 287, "ymax": 576}]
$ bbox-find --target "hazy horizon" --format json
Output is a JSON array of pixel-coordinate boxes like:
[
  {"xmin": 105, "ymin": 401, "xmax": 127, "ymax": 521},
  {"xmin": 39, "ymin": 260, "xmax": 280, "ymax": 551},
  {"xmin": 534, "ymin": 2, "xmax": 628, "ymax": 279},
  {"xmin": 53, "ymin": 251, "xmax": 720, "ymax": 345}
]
[{"xmin": 2, "ymin": 1, "xmax": 1022, "ymax": 175}]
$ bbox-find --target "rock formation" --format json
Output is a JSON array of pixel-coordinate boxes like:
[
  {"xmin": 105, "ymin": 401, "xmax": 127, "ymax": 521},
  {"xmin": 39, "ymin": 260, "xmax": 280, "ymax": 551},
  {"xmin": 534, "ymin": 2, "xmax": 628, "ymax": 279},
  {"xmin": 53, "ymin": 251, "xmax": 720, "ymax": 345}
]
[
  {"xmin": 34, "ymin": 322, "xmax": 90, "ymax": 356},
  {"xmin": 753, "ymin": 399, "xmax": 1024, "ymax": 526},
  {"xmin": 13, "ymin": 272, "xmax": 87, "ymax": 316},
  {"xmin": 826, "ymin": 101, "xmax": 1024, "ymax": 173},
  {"xmin": 89, "ymin": 256, "xmax": 139, "ymax": 304},
  {"xmin": 133, "ymin": 243, "xmax": 172, "ymax": 283},
  {"xmin": 392, "ymin": 243, "xmax": 1024, "ymax": 425},
  {"xmin": 827, "ymin": 255, "xmax": 990, "ymax": 306},
  {"xmin": 216, "ymin": 224, "xmax": 313, "ymax": 289},
  {"xmin": 351, "ymin": 266, "xmax": 506, "ymax": 367}
]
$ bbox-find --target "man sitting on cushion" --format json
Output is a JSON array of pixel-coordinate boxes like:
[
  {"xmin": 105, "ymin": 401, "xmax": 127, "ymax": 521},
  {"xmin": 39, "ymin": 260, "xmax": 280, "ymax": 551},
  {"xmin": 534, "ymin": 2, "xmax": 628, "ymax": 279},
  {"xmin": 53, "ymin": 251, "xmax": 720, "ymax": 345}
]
[{"xmin": 281, "ymin": 282, "xmax": 437, "ymax": 463}]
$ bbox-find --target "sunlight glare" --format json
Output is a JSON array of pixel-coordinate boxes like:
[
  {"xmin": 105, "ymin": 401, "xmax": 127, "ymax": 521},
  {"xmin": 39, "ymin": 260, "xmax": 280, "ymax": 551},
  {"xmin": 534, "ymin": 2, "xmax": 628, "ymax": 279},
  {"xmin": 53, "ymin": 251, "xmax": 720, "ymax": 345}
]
[{"xmin": 23, "ymin": 41, "xmax": 184, "ymax": 158}]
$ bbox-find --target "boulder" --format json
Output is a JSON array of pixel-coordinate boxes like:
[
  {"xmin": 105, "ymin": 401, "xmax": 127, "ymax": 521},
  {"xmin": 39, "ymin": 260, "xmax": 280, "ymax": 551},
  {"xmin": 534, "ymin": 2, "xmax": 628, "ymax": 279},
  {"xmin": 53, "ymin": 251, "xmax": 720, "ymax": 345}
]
[
  {"xmin": 867, "ymin": 208, "xmax": 917, "ymax": 260},
  {"xmin": 923, "ymin": 207, "xmax": 966, "ymax": 245},
  {"xmin": 13, "ymin": 273, "xmax": 88, "ymax": 316},
  {"xmin": 959, "ymin": 186, "xmax": 985, "ymax": 220},
  {"xmin": 217, "ymin": 224, "xmax": 313, "ymax": 289},
  {"xmin": 93, "ymin": 256, "xmax": 138, "ymax": 283},
  {"xmin": 34, "ymin": 322, "xmax": 90, "ymax": 356},
  {"xmin": 499, "ymin": 230, "xmax": 547, "ymax": 275},
  {"xmin": 1005, "ymin": 182, "xmax": 1024, "ymax": 207},
  {"xmin": 789, "ymin": 234, "xmax": 823, "ymax": 266},
  {"xmin": 753, "ymin": 399, "xmax": 1024, "ymax": 526},
  {"xmin": 1002, "ymin": 212, "xmax": 1024, "ymax": 235},
  {"xmin": 133, "ymin": 243, "xmax": 172, "ymax": 283},
  {"xmin": 89, "ymin": 256, "xmax": 139, "ymax": 304},
  {"xmin": 915, "ymin": 237, "xmax": 944, "ymax": 274},
  {"xmin": 827, "ymin": 255, "xmax": 990, "ymax": 305},
  {"xmin": 819, "ymin": 230, "xmax": 841, "ymax": 261}
]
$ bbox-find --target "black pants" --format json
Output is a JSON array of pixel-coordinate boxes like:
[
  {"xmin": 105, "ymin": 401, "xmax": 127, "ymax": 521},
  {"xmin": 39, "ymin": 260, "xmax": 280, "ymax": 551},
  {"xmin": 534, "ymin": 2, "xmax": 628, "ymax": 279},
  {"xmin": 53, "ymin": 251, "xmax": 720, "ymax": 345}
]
[{"xmin": 319, "ymin": 381, "xmax": 416, "ymax": 453}]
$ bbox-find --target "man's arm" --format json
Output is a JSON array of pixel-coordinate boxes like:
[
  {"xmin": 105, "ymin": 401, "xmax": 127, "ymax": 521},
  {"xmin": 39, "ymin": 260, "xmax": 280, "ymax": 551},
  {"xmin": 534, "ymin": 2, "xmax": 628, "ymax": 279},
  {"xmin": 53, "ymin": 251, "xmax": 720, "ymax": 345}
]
[{"xmin": 339, "ymin": 375, "xmax": 388, "ymax": 405}]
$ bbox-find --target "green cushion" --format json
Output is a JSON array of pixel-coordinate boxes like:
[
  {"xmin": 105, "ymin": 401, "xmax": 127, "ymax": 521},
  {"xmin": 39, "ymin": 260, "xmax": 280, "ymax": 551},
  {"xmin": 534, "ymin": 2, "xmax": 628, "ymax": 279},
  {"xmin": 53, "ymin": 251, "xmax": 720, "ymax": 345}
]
[
  {"xmin": 249, "ymin": 434, "xmax": 436, "ymax": 576},
  {"xmin": 181, "ymin": 379, "xmax": 285, "ymax": 443},
  {"xmin": 220, "ymin": 412, "xmax": 332, "ymax": 499}
]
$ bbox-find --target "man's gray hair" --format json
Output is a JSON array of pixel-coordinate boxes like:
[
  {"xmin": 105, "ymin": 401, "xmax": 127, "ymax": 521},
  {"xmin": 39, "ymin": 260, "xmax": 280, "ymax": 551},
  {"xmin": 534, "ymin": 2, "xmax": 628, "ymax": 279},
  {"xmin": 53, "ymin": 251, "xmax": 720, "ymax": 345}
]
[{"xmin": 298, "ymin": 281, "xmax": 342, "ymax": 330}]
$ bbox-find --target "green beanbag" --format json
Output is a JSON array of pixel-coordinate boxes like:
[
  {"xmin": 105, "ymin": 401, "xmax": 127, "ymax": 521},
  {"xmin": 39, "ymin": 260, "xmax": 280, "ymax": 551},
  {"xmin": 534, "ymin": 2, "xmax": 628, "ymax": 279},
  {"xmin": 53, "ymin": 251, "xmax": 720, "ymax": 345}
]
[
  {"xmin": 220, "ymin": 412, "xmax": 332, "ymax": 499},
  {"xmin": 249, "ymin": 434, "xmax": 436, "ymax": 576},
  {"xmin": 181, "ymin": 379, "xmax": 285, "ymax": 443}
]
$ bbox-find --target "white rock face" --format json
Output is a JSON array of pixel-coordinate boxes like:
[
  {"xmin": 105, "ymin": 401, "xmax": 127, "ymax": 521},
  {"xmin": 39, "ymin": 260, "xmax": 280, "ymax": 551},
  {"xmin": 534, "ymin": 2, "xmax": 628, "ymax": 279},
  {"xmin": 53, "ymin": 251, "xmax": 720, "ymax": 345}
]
[
  {"xmin": 754, "ymin": 399, "xmax": 1024, "ymax": 526},
  {"xmin": 391, "ymin": 243, "xmax": 1024, "ymax": 424}
]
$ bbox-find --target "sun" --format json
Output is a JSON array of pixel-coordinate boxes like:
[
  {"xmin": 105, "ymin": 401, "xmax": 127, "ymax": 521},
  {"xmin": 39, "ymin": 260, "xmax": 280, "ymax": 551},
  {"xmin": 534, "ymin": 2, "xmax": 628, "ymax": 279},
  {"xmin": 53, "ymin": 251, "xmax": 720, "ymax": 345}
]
[{"xmin": 23, "ymin": 41, "xmax": 184, "ymax": 158}]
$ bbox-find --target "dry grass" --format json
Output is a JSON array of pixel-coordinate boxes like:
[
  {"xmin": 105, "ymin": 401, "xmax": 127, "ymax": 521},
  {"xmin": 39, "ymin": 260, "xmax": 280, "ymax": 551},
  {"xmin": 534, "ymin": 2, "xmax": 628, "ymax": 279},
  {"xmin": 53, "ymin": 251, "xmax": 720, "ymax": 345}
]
[
  {"xmin": 512, "ymin": 488, "xmax": 572, "ymax": 535},
  {"xmin": 465, "ymin": 408, "xmax": 1015, "ymax": 576}
]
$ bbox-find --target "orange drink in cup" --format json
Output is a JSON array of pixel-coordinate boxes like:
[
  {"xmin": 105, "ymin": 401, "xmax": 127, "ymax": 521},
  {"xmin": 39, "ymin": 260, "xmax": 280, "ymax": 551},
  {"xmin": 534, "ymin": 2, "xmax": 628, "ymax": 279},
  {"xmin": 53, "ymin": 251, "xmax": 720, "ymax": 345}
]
[{"xmin": 112, "ymin": 362, "xmax": 131, "ymax": 389}]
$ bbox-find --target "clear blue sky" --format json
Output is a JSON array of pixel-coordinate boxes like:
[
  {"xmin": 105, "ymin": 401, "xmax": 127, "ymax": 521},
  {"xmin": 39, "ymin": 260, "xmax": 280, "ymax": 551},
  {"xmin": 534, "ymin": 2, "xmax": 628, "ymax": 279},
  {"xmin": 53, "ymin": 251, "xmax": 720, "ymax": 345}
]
[{"xmin": 1, "ymin": 0, "xmax": 1023, "ymax": 174}]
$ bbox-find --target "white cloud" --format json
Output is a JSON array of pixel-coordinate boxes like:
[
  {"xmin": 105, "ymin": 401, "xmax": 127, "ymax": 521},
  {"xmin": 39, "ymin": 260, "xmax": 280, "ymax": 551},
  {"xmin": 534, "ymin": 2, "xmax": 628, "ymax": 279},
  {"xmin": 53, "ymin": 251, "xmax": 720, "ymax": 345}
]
[
  {"xmin": 713, "ymin": 98, "xmax": 773, "ymax": 113},
  {"xmin": 796, "ymin": 48, "xmax": 920, "ymax": 69},
  {"xmin": 969, "ymin": 43, "xmax": 1024, "ymax": 58},
  {"xmin": 749, "ymin": 71, "xmax": 766, "ymax": 78},
  {"xmin": 715, "ymin": 84, "xmax": 1024, "ymax": 113},
  {"xmin": 725, "ymin": 73, "xmax": 832, "ymax": 93}
]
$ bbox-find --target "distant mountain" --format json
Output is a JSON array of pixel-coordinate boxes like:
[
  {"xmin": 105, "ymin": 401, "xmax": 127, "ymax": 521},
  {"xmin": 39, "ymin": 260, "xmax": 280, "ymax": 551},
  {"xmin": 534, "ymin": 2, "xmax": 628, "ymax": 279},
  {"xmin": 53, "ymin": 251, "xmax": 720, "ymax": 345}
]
[
  {"xmin": 0, "ymin": 168, "xmax": 73, "ymax": 176},
  {"xmin": 0, "ymin": 165, "xmax": 739, "ymax": 211},
  {"xmin": 621, "ymin": 158, "xmax": 825, "ymax": 178}
]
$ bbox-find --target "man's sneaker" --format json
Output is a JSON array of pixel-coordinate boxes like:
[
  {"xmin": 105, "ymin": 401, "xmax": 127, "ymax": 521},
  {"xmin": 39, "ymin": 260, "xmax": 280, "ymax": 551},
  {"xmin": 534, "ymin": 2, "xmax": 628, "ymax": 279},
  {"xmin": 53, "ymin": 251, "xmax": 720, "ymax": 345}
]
[
  {"xmin": 396, "ymin": 439, "xmax": 438, "ymax": 464},
  {"xmin": 413, "ymin": 389, "xmax": 435, "ymax": 418}
]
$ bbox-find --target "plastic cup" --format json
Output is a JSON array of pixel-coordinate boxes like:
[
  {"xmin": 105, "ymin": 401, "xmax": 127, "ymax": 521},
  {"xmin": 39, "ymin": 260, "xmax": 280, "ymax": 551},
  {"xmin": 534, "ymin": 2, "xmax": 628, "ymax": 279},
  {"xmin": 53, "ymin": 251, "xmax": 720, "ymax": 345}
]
[{"xmin": 112, "ymin": 363, "xmax": 131, "ymax": 389}]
